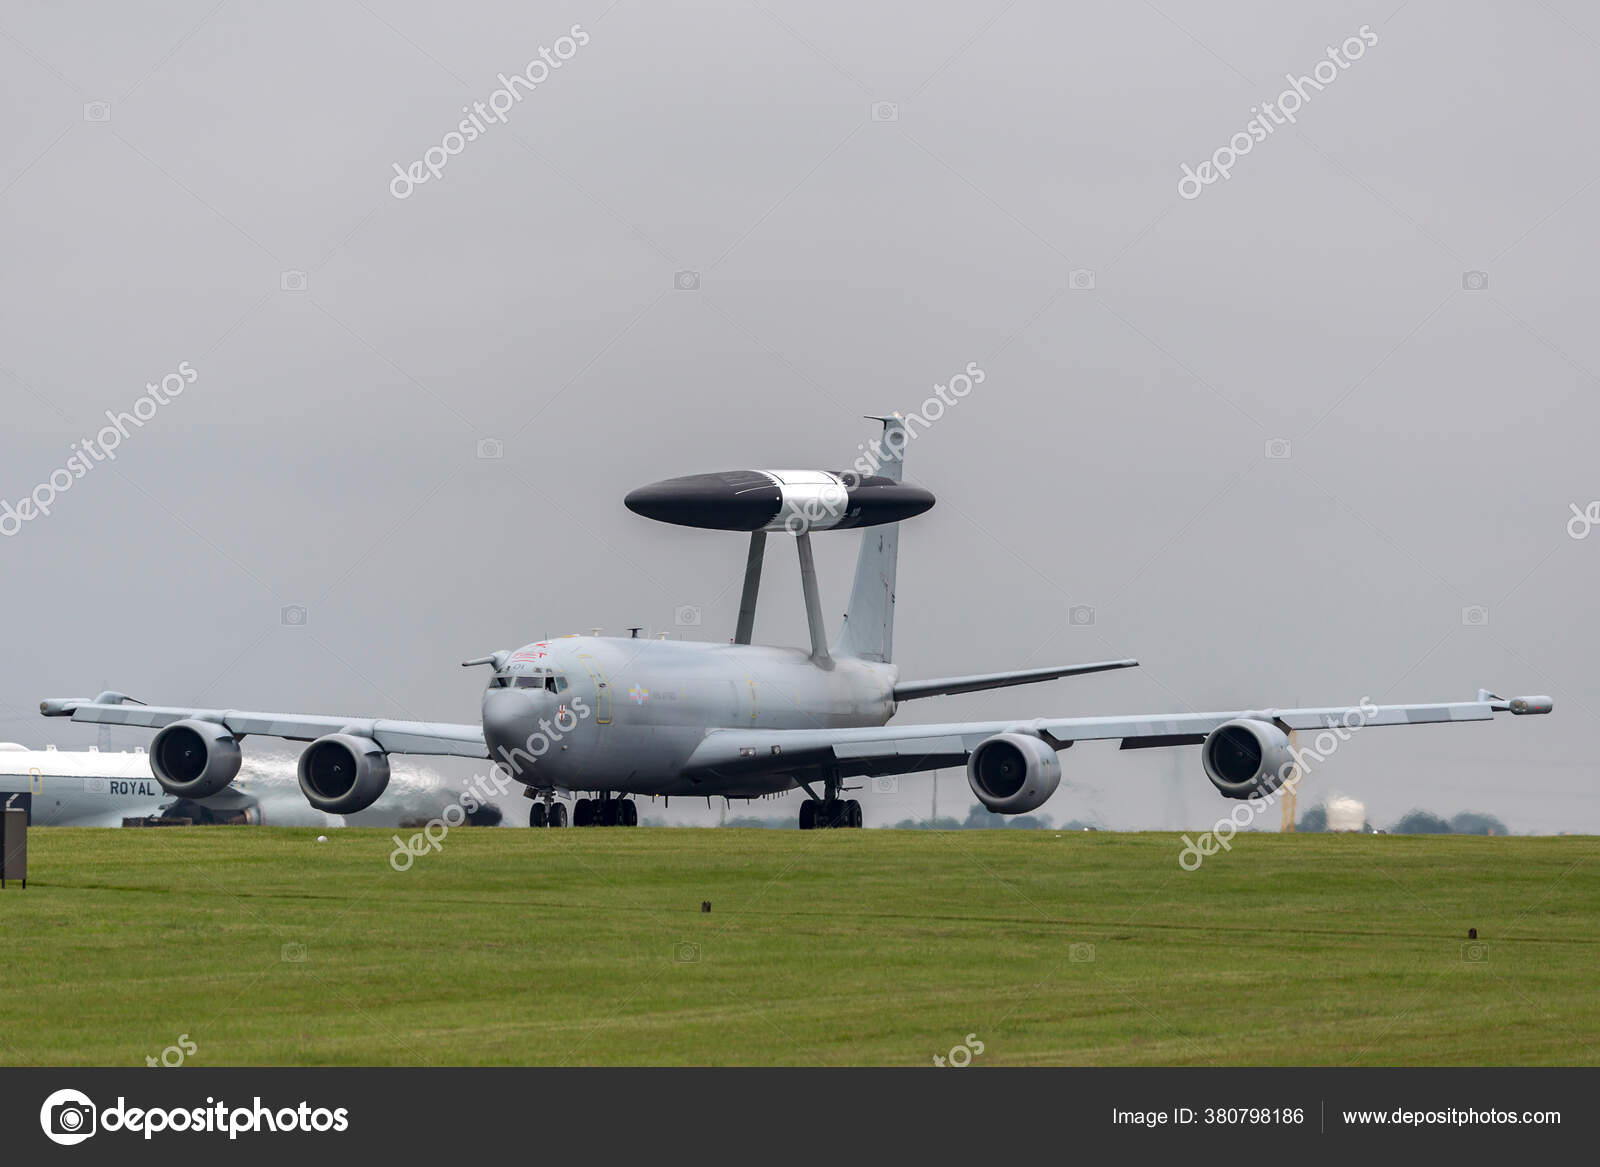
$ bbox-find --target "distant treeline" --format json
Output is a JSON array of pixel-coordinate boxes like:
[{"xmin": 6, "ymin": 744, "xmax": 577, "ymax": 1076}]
[
  {"xmin": 1296, "ymin": 807, "xmax": 1511, "ymax": 835},
  {"xmin": 700, "ymin": 806, "xmax": 1514, "ymax": 834},
  {"xmin": 718, "ymin": 806, "xmax": 1081, "ymax": 830}
]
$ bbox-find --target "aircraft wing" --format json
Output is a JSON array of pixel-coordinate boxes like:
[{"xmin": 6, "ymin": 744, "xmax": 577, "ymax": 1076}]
[
  {"xmin": 38, "ymin": 693, "xmax": 488, "ymax": 759},
  {"xmin": 682, "ymin": 692, "xmax": 1553, "ymax": 783}
]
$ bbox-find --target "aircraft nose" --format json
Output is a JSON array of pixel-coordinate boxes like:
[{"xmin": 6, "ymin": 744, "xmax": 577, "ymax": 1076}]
[{"xmin": 481, "ymin": 687, "xmax": 559, "ymax": 759}]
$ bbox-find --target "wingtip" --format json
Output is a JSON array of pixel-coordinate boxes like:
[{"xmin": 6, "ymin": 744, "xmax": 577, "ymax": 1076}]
[{"xmin": 1481, "ymin": 690, "xmax": 1554, "ymax": 715}]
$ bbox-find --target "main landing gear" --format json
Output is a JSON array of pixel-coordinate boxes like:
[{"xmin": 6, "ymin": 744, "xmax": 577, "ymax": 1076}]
[
  {"xmin": 572, "ymin": 794, "xmax": 639, "ymax": 827},
  {"xmin": 799, "ymin": 798, "xmax": 862, "ymax": 829},
  {"xmin": 798, "ymin": 770, "xmax": 863, "ymax": 829},
  {"xmin": 529, "ymin": 795, "xmax": 568, "ymax": 828}
]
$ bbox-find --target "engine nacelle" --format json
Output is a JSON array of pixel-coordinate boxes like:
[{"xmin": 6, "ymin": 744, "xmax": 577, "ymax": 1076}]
[
  {"xmin": 149, "ymin": 719, "xmax": 242, "ymax": 798},
  {"xmin": 966, "ymin": 732, "xmax": 1062, "ymax": 814},
  {"xmin": 297, "ymin": 734, "xmax": 391, "ymax": 814},
  {"xmin": 1201, "ymin": 719, "xmax": 1295, "ymax": 800}
]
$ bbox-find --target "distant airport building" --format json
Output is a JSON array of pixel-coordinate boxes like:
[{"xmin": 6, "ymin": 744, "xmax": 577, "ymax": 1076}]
[{"xmin": 1326, "ymin": 796, "xmax": 1368, "ymax": 833}]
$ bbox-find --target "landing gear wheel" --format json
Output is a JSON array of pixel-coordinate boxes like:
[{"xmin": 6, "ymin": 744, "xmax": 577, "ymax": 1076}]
[
  {"xmin": 529, "ymin": 803, "xmax": 547, "ymax": 828},
  {"xmin": 573, "ymin": 798, "xmax": 594, "ymax": 827},
  {"xmin": 619, "ymin": 800, "xmax": 638, "ymax": 827},
  {"xmin": 821, "ymin": 800, "xmax": 843, "ymax": 828},
  {"xmin": 600, "ymin": 799, "xmax": 619, "ymax": 827},
  {"xmin": 548, "ymin": 802, "xmax": 567, "ymax": 827},
  {"xmin": 847, "ymin": 799, "xmax": 863, "ymax": 828},
  {"xmin": 799, "ymin": 800, "xmax": 817, "ymax": 830}
]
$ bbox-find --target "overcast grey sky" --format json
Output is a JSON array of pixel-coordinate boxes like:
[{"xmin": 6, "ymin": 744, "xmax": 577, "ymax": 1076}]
[{"xmin": 2, "ymin": 0, "xmax": 1595, "ymax": 832}]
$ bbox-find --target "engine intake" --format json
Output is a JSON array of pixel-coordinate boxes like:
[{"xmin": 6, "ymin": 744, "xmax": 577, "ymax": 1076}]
[
  {"xmin": 297, "ymin": 734, "xmax": 391, "ymax": 814},
  {"xmin": 149, "ymin": 719, "xmax": 242, "ymax": 799},
  {"xmin": 966, "ymin": 732, "xmax": 1061, "ymax": 814},
  {"xmin": 1201, "ymin": 719, "xmax": 1294, "ymax": 800}
]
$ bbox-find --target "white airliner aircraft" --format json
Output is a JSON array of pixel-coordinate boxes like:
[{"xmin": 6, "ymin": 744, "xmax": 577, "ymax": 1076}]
[
  {"xmin": 41, "ymin": 417, "xmax": 1553, "ymax": 829},
  {"xmin": 0, "ymin": 742, "xmax": 338, "ymax": 827}
]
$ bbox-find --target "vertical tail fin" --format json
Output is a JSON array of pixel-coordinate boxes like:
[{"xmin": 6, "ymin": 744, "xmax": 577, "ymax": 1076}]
[{"xmin": 833, "ymin": 415, "xmax": 905, "ymax": 662}]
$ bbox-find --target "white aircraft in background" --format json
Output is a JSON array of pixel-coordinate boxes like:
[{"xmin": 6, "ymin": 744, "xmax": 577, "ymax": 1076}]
[{"xmin": 0, "ymin": 742, "xmax": 341, "ymax": 828}]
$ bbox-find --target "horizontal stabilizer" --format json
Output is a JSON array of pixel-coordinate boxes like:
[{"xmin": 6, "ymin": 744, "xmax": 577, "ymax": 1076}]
[{"xmin": 892, "ymin": 659, "xmax": 1138, "ymax": 702}]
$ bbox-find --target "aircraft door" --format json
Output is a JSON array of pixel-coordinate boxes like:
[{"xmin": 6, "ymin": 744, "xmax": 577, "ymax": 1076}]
[{"xmin": 577, "ymin": 654, "xmax": 612, "ymax": 725}]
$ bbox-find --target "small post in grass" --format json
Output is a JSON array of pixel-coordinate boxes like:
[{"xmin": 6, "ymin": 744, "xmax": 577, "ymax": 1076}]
[{"xmin": 2, "ymin": 807, "xmax": 26, "ymax": 889}]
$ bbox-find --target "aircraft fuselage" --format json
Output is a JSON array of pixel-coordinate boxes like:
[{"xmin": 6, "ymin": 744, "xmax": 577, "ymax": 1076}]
[{"xmin": 480, "ymin": 636, "xmax": 898, "ymax": 796}]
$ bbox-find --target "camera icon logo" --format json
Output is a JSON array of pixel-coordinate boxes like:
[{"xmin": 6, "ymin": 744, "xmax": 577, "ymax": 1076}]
[
  {"xmin": 1461, "ymin": 605, "xmax": 1489, "ymax": 627},
  {"xmin": 82, "ymin": 101, "xmax": 112, "ymax": 123},
  {"xmin": 1069, "ymin": 268, "xmax": 1096, "ymax": 290},
  {"xmin": 476, "ymin": 437, "xmax": 504, "ymax": 461},
  {"xmin": 40, "ymin": 1088, "xmax": 97, "ymax": 1145},
  {"xmin": 1462, "ymin": 941, "xmax": 1488, "ymax": 963},
  {"xmin": 674, "ymin": 604, "xmax": 703, "ymax": 627},
  {"xmin": 871, "ymin": 101, "xmax": 899, "ymax": 122},
  {"xmin": 1068, "ymin": 604, "xmax": 1095, "ymax": 627},
  {"xmin": 674, "ymin": 941, "xmax": 701, "ymax": 964},
  {"xmin": 1462, "ymin": 270, "xmax": 1489, "ymax": 291},
  {"xmin": 870, "ymin": 776, "xmax": 897, "ymax": 794},
  {"xmin": 1069, "ymin": 942, "xmax": 1096, "ymax": 963},
  {"xmin": 281, "ymin": 605, "xmax": 308, "ymax": 628},
  {"xmin": 281, "ymin": 941, "xmax": 308, "ymax": 963},
  {"xmin": 674, "ymin": 270, "xmax": 701, "ymax": 291},
  {"xmin": 280, "ymin": 270, "xmax": 308, "ymax": 292},
  {"xmin": 1264, "ymin": 437, "xmax": 1292, "ymax": 460}
]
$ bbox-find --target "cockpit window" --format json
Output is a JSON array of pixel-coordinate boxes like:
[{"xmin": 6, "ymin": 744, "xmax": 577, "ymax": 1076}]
[{"xmin": 495, "ymin": 669, "xmax": 567, "ymax": 692}]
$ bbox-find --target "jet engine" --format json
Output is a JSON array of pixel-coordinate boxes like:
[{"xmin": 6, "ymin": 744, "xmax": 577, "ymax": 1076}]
[
  {"xmin": 966, "ymin": 732, "xmax": 1062, "ymax": 814},
  {"xmin": 1201, "ymin": 719, "xmax": 1295, "ymax": 800},
  {"xmin": 297, "ymin": 734, "xmax": 392, "ymax": 814},
  {"xmin": 149, "ymin": 718, "xmax": 243, "ymax": 798}
]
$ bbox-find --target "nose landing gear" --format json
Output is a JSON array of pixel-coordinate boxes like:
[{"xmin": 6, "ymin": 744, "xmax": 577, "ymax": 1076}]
[{"xmin": 528, "ymin": 792, "xmax": 568, "ymax": 827}]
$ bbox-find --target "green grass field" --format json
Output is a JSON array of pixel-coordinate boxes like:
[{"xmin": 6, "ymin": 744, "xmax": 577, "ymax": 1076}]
[{"xmin": 1, "ymin": 828, "xmax": 1596, "ymax": 1066}]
